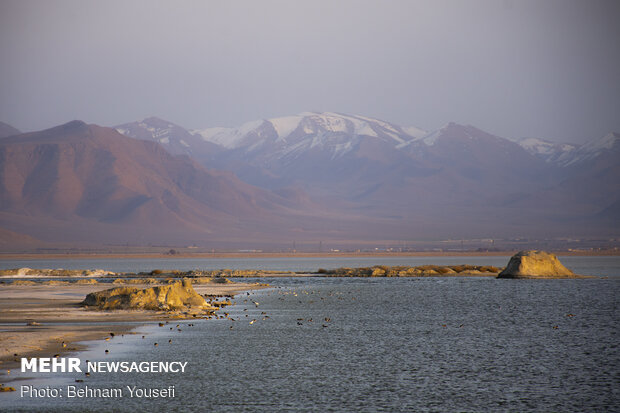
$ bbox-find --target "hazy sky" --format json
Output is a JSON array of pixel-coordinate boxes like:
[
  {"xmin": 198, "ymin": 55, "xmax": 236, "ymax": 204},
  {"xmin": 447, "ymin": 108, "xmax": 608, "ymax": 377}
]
[{"xmin": 1, "ymin": 0, "xmax": 619, "ymax": 143}]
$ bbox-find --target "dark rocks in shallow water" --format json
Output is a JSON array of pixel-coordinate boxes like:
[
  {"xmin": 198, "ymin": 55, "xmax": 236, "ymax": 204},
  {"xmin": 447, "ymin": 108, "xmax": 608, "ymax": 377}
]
[{"xmin": 498, "ymin": 250, "xmax": 575, "ymax": 278}]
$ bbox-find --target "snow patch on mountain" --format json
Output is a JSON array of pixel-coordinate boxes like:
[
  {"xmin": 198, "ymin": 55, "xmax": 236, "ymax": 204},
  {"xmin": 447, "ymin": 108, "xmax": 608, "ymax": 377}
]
[
  {"xmin": 516, "ymin": 137, "xmax": 577, "ymax": 165},
  {"xmin": 195, "ymin": 112, "xmax": 421, "ymax": 153},
  {"xmin": 562, "ymin": 132, "xmax": 619, "ymax": 166},
  {"xmin": 402, "ymin": 126, "xmax": 427, "ymax": 139},
  {"xmin": 514, "ymin": 132, "xmax": 619, "ymax": 166},
  {"xmin": 319, "ymin": 112, "xmax": 380, "ymax": 138},
  {"xmin": 195, "ymin": 120, "xmax": 265, "ymax": 149},
  {"xmin": 278, "ymin": 139, "xmax": 305, "ymax": 157},
  {"xmin": 332, "ymin": 140, "xmax": 355, "ymax": 159},
  {"xmin": 419, "ymin": 127, "xmax": 446, "ymax": 146},
  {"xmin": 581, "ymin": 132, "xmax": 619, "ymax": 152},
  {"xmin": 309, "ymin": 112, "xmax": 350, "ymax": 134},
  {"xmin": 269, "ymin": 115, "xmax": 304, "ymax": 140},
  {"xmin": 196, "ymin": 126, "xmax": 229, "ymax": 140}
]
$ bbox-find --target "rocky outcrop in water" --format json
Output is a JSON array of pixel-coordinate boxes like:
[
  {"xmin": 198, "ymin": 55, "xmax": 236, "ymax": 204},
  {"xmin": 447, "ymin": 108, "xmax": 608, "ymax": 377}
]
[
  {"xmin": 81, "ymin": 279, "xmax": 213, "ymax": 311},
  {"xmin": 322, "ymin": 265, "xmax": 500, "ymax": 277},
  {"xmin": 497, "ymin": 250, "xmax": 575, "ymax": 278}
]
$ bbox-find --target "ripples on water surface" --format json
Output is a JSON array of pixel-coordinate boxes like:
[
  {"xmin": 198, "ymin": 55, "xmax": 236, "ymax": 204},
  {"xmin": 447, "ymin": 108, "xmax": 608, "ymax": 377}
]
[{"xmin": 8, "ymin": 274, "xmax": 619, "ymax": 412}]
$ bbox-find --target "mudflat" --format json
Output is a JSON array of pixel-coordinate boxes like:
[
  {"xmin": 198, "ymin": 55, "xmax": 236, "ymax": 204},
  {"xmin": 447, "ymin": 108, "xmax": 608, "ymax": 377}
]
[{"xmin": 0, "ymin": 281, "xmax": 265, "ymax": 371}]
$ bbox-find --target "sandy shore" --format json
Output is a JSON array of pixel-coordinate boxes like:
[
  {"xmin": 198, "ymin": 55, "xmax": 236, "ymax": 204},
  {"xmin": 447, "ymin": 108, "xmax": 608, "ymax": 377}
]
[{"xmin": 0, "ymin": 281, "xmax": 266, "ymax": 376}]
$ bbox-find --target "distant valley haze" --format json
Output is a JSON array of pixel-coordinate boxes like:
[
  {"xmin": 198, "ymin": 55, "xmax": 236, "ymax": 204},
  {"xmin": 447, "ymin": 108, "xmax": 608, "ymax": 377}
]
[{"xmin": 0, "ymin": 0, "xmax": 618, "ymax": 251}]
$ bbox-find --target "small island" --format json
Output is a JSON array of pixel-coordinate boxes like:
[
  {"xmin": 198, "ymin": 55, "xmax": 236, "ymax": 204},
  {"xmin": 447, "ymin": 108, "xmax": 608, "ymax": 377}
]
[
  {"xmin": 497, "ymin": 250, "xmax": 583, "ymax": 279},
  {"xmin": 0, "ymin": 251, "xmax": 590, "ymax": 380}
]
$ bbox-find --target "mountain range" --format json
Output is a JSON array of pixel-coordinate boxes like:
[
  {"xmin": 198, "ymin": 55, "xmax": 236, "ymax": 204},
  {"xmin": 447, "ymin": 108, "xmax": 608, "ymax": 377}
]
[
  {"xmin": 0, "ymin": 113, "xmax": 617, "ymax": 250},
  {"xmin": 117, "ymin": 112, "xmax": 619, "ymax": 228},
  {"xmin": 0, "ymin": 120, "xmax": 345, "ymax": 249}
]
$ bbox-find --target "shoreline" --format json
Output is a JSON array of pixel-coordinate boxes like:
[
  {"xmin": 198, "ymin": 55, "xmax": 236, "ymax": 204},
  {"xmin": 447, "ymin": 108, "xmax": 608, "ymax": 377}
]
[
  {"xmin": 0, "ymin": 250, "xmax": 618, "ymax": 261},
  {"xmin": 0, "ymin": 263, "xmax": 506, "ymax": 378},
  {"xmin": 0, "ymin": 281, "xmax": 267, "ymax": 382},
  {"xmin": 0, "ymin": 253, "xmax": 607, "ymax": 389}
]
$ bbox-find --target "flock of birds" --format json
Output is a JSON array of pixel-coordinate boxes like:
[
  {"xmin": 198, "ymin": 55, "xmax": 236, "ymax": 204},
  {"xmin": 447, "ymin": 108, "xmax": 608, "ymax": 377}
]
[
  {"xmin": 225, "ymin": 289, "xmax": 336, "ymax": 329},
  {"xmin": 93, "ymin": 285, "xmax": 580, "ymax": 359},
  {"xmin": 89, "ymin": 288, "xmax": 580, "ymax": 358},
  {"xmin": 7, "ymin": 286, "xmax": 576, "ymax": 384},
  {"xmin": 2, "ymin": 285, "xmax": 581, "ymax": 387},
  {"xmin": 92, "ymin": 287, "xmax": 342, "ymax": 358}
]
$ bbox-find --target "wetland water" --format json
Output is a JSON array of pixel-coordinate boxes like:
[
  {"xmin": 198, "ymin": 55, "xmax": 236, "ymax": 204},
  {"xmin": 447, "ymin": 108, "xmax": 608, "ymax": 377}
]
[{"xmin": 3, "ymin": 256, "xmax": 619, "ymax": 412}]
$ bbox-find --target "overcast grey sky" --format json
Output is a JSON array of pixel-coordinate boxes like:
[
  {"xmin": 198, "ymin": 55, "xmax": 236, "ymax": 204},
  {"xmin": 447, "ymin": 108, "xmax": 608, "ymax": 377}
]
[{"xmin": 1, "ymin": 0, "xmax": 619, "ymax": 143}]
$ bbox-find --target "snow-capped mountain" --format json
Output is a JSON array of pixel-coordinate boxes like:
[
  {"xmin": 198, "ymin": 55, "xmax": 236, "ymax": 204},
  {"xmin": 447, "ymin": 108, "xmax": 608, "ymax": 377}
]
[
  {"xmin": 194, "ymin": 112, "xmax": 426, "ymax": 161},
  {"xmin": 514, "ymin": 132, "xmax": 619, "ymax": 167},
  {"xmin": 115, "ymin": 117, "xmax": 220, "ymax": 160},
  {"xmin": 194, "ymin": 117, "xmax": 555, "ymax": 216},
  {"xmin": 190, "ymin": 112, "xmax": 429, "ymax": 190},
  {"xmin": 2, "ymin": 113, "xmax": 617, "ymax": 248},
  {"xmin": 561, "ymin": 132, "xmax": 620, "ymax": 166},
  {"xmin": 111, "ymin": 113, "xmax": 619, "ymax": 239},
  {"xmin": 515, "ymin": 137, "xmax": 578, "ymax": 165},
  {"xmin": 0, "ymin": 121, "xmax": 326, "ymax": 247}
]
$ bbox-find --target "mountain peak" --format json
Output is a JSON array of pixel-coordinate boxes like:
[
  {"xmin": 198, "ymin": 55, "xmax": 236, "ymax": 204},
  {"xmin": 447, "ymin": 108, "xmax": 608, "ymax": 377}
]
[
  {"xmin": 61, "ymin": 120, "xmax": 88, "ymax": 129},
  {"xmin": 44, "ymin": 120, "xmax": 91, "ymax": 139},
  {"xmin": 561, "ymin": 131, "xmax": 620, "ymax": 166},
  {"xmin": 116, "ymin": 117, "xmax": 193, "ymax": 147},
  {"xmin": 587, "ymin": 132, "xmax": 620, "ymax": 151},
  {"xmin": 115, "ymin": 116, "xmax": 220, "ymax": 160},
  {"xmin": 137, "ymin": 116, "xmax": 177, "ymax": 127},
  {"xmin": 0, "ymin": 121, "xmax": 21, "ymax": 138},
  {"xmin": 515, "ymin": 136, "xmax": 578, "ymax": 164},
  {"xmin": 420, "ymin": 122, "xmax": 492, "ymax": 146},
  {"xmin": 0, "ymin": 121, "xmax": 307, "ymax": 246},
  {"xmin": 195, "ymin": 112, "xmax": 425, "ymax": 151}
]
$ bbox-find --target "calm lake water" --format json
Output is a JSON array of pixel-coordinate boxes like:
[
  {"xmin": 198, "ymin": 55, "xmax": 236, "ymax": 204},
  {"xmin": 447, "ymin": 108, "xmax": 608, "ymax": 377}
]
[
  {"xmin": 1, "ymin": 255, "xmax": 619, "ymax": 277},
  {"xmin": 3, "ymin": 256, "xmax": 620, "ymax": 412}
]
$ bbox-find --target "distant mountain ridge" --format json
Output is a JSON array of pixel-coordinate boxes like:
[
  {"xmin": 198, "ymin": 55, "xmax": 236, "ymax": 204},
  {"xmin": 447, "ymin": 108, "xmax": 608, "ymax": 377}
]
[
  {"xmin": 563, "ymin": 132, "xmax": 620, "ymax": 165},
  {"xmin": 1, "ymin": 113, "xmax": 617, "ymax": 249},
  {"xmin": 115, "ymin": 117, "xmax": 221, "ymax": 161},
  {"xmin": 514, "ymin": 133, "xmax": 620, "ymax": 166},
  {"xmin": 0, "ymin": 121, "xmax": 340, "ymax": 247},
  {"xmin": 0, "ymin": 121, "xmax": 20, "ymax": 138},
  {"xmin": 195, "ymin": 111, "xmax": 426, "ymax": 150},
  {"xmin": 116, "ymin": 113, "xmax": 619, "ymax": 239},
  {"xmin": 114, "ymin": 112, "xmax": 618, "ymax": 170}
]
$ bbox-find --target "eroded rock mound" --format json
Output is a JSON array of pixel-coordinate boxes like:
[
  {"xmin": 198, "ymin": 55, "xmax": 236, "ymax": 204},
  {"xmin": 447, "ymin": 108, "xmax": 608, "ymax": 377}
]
[
  {"xmin": 498, "ymin": 250, "xmax": 575, "ymax": 278},
  {"xmin": 81, "ymin": 279, "xmax": 212, "ymax": 311}
]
